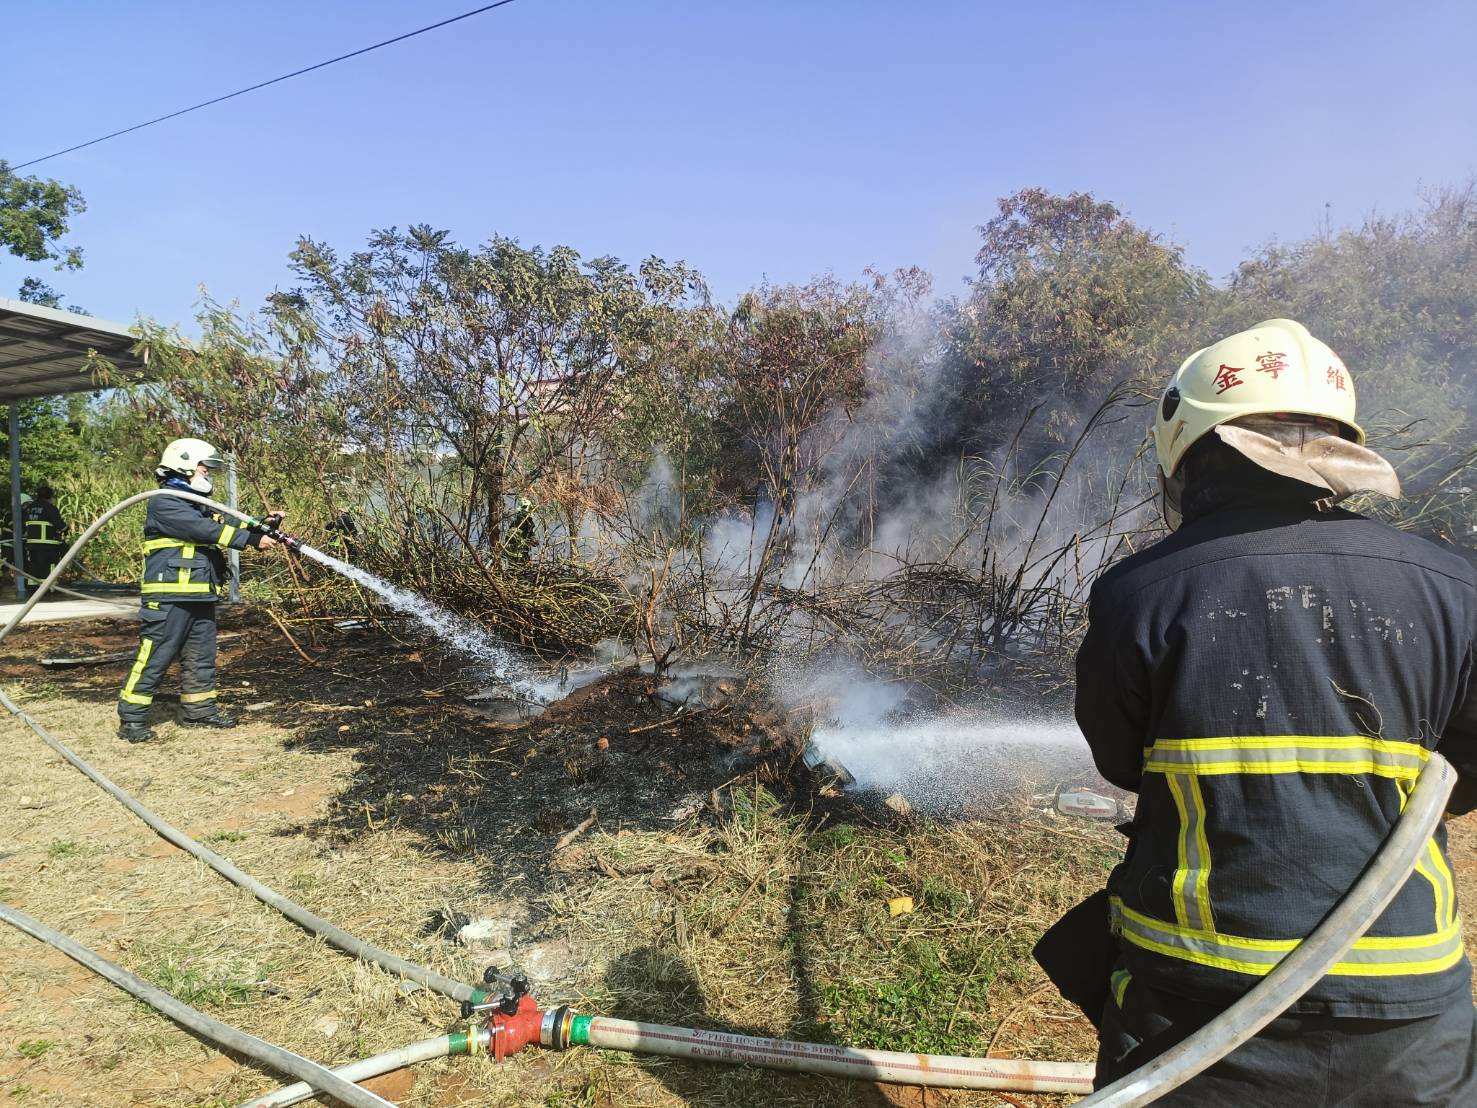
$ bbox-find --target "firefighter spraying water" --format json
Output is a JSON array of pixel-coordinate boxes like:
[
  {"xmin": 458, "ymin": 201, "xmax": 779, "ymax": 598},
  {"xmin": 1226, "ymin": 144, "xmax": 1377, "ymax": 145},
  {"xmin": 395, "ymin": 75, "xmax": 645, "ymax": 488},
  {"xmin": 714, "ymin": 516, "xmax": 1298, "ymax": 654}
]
[
  {"xmin": 112, "ymin": 438, "xmax": 551, "ymax": 745},
  {"xmin": 116, "ymin": 439, "xmax": 288, "ymax": 743}
]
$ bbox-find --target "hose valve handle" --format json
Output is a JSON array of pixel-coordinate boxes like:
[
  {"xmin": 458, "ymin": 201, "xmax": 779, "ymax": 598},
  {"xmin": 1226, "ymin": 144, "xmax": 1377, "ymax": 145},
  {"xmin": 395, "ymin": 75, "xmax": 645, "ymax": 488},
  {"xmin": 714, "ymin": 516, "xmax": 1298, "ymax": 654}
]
[{"xmin": 460, "ymin": 967, "xmax": 531, "ymax": 1018}]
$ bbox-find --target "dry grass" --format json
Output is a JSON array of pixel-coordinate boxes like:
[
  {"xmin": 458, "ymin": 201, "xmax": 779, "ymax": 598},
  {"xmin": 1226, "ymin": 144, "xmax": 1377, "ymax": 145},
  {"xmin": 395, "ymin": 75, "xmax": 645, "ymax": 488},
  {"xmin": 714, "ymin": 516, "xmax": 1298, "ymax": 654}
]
[
  {"xmin": 533, "ymin": 785, "xmax": 1115, "ymax": 1108},
  {"xmin": 0, "ymin": 648, "xmax": 1121, "ymax": 1108}
]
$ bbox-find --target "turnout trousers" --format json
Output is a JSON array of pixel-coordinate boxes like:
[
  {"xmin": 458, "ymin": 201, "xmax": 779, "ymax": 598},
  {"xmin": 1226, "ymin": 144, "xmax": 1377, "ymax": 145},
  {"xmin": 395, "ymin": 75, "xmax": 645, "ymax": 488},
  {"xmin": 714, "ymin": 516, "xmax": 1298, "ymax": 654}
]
[
  {"xmin": 23, "ymin": 543, "xmax": 62, "ymax": 586},
  {"xmin": 1097, "ymin": 974, "xmax": 1477, "ymax": 1106},
  {"xmin": 117, "ymin": 601, "xmax": 220, "ymax": 724}
]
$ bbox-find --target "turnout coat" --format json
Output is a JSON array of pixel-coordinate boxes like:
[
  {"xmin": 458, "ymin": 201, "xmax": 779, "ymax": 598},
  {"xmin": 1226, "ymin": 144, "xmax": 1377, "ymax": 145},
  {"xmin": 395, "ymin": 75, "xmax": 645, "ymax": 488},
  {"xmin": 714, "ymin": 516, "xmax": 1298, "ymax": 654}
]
[
  {"xmin": 1076, "ymin": 463, "xmax": 1477, "ymax": 1019},
  {"xmin": 139, "ymin": 480, "xmax": 258, "ymax": 603}
]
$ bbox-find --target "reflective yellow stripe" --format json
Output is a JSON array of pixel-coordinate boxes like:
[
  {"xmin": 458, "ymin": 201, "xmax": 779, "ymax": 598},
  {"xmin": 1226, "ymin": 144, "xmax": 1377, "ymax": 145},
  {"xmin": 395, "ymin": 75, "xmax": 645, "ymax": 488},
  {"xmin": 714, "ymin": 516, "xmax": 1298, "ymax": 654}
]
[
  {"xmin": 121, "ymin": 639, "xmax": 154, "ymax": 704},
  {"xmin": 141, "ymin": 581, "xmax": 215, "ymax": 594},
  {"xmin": 1432, "ymin": 843, "xmax": 1458, "ymax": 928},
  {"xmin": 1110, "ymin": 969, "xmax": 1131, "ymax": 1009},
  {"xmin": 1188, "ymin": 776, "xmax": 1214, "ymax": 929},
  {"xmin": 1166, "ymin": 773, "xmax": 1193, "ymax": 928},
  {"xmin": 1414, "ymin": 850, "xmax": 1444, "ymax": 937},
  {"xmin": 1111, "ymin": 898, "xmax": 1464, "ymax": 977},
  {"xmin": 179, "ymin": 689, "xmax": 217, "ymax": 704},
  {"xmin": 1146, "ymin": 738, "xmax": 1423, "ymax": 756},
  {"xmin": 1406, "ymin": 820, "xmax": 1452, "ymax": 934},
  {"xmin": 142, "ymin": 537, "xmax": 189, "ymax": 551},
  {"xmin": 217, "ymin": 524, "xmax": 237, "ymax": 547},
  {"xmin": 1144, "ymin": 735, "xmax": 1429, "ymax": 781},
  {"xmin": 140, "ymin": 559, "xmax": 215, "ymax": 595},
  {"xmin": 1165, "ymin": 773, "xmax": 1213, "ymax": 932},
  {"xmin": 26, "ymin": 520, "xmax": 61, "ymax": 544}
]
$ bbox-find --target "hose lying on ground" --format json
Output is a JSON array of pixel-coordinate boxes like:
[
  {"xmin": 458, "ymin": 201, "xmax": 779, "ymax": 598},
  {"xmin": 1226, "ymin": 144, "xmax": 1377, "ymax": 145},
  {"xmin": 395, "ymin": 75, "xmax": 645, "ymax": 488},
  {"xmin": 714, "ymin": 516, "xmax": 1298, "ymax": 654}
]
[
  {"xmin": 577, "ymin": 1016, "xmax": 1093, "ymax": 1094},
  {"xmin": 1078, "ymin": 751, "xmax": 1457, "ymax": 1107},
  {"xmin": 0, "ymin": 901, "xmax": 395, "ymax": 1108},
  {"xmin": 240, "ymin": 1033, "xmax": 485, "ymax": 1108},
  {"xmin": 2, "ymin": 559, "xmax": 135, "ymax": 606}
]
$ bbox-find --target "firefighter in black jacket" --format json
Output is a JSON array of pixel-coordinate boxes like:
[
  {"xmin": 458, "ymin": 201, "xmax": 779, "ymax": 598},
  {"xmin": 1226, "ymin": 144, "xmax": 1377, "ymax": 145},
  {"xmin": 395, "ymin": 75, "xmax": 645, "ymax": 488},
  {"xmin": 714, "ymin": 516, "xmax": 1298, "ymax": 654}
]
[
  {"xmin": 504, "ymin": 495, "xmax": 537, "ymax": 565},
  {"xmin": 1071, "ymin": 320, "xmax": 1477, "ymax": 1104},
  {"xmin": 117, "ymin": 438, "xmax": 281, "ymax": 743},
  {"xmin": 22, "ymin": 484, "xmax": 66, "ymax": 585}
]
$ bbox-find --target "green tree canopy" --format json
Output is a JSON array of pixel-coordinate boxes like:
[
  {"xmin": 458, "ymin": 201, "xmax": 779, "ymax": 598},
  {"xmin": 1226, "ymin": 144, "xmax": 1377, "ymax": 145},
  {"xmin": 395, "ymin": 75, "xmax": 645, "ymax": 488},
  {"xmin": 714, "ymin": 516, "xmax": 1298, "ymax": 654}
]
[
  {"xmin": 952, "ymin": 188, "xmax": 1214, "ymax": 457},
  {"xmin": 0, "ymin": 161, "xmax": 86, "ymax": 303}
]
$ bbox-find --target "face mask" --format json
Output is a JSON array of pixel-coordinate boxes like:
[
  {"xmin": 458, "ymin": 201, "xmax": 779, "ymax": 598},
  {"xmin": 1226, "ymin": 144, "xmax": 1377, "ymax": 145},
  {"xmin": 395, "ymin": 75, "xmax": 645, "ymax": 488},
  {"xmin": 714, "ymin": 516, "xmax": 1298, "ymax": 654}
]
[{"xmin": 189, "ymin": 473, "xmax": 213, "ymax": 495}]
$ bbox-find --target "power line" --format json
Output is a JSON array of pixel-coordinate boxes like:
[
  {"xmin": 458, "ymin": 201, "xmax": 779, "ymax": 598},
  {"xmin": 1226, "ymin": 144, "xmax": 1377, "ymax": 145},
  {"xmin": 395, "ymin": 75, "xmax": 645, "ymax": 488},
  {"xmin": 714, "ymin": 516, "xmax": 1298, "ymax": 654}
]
[{"xmin": 11, "ymin": 0, "xmax": 522, "ymax": 171}]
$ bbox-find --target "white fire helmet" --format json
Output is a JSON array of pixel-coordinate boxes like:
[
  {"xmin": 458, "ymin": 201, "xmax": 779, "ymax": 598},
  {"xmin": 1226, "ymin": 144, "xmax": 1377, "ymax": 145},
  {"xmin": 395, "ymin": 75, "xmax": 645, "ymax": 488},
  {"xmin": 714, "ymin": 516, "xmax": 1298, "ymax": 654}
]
[
  {"xmin": 158, "ymin": 438, "xmax": 224, "ymax": 478},
  {"xmin": 1153, "ymin": 319, "xmax": 1363, "ymax": 478}
]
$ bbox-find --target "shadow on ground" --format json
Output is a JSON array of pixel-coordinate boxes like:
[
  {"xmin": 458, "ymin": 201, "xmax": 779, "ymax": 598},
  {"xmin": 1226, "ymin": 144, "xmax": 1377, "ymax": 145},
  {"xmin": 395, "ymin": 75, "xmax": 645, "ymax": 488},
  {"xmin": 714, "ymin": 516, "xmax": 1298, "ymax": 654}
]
[{"xmin": 0, "ymin": 612, "xmax": 812, "ymax": 893}]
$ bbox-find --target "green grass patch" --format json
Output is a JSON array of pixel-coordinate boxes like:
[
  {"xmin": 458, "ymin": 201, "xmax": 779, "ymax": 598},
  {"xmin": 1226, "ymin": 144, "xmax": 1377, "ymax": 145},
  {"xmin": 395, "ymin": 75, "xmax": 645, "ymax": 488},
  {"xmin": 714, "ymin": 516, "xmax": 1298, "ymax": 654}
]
[
  {"xmin": 145, "ymin": 956, "xmax": 265, "ymax": 1007},
  {"xmin": 13, "ymin": 680, "xmax": 64, "ymax": 702},
  {"xmin": 14, "ymin": 1040, "xmax": 57, "ymax": 1060},
  {"xmin": 201, "ymin": 830, "xmax": 247, "ymax": 844},
  {"xmin": 821, "ymin": 935, "xmax": 997, "ymax": 1054}
]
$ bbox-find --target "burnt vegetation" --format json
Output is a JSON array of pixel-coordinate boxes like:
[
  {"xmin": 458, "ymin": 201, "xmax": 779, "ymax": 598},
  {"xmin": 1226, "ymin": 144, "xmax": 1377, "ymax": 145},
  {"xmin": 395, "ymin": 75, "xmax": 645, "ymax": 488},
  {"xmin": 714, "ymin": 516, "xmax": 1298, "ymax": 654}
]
[{"xmin": 61, "ymin": 183, "xmax": 1477, "ymax": 698}]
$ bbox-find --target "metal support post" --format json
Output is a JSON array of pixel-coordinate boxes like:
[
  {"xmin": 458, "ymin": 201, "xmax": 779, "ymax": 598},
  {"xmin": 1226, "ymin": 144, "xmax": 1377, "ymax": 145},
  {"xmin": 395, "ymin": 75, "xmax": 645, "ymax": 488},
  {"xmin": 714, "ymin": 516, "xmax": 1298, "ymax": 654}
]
[
  {"xmin": 226, "ymin": 454, "xmax": 241, "ymax": 603},
  {"xmin": 8, "ymin": 404, "xmax": 24, "ymax": 601}
]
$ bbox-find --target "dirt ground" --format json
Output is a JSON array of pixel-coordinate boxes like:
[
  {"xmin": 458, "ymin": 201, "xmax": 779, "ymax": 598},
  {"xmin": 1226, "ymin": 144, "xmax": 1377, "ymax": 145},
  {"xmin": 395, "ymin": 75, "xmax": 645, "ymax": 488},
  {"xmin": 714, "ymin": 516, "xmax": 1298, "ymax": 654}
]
[{"xmin": 3, "ymin": 609, "xmax": 1473, "ymax": 1107}]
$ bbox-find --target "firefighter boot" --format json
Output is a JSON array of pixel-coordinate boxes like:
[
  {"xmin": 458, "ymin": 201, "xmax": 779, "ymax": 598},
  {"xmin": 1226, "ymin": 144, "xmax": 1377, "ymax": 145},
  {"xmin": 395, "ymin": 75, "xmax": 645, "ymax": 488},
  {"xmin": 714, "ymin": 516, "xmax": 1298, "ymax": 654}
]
[
  {"xmin": 178, "ymin": 709, "xmax": 238, "ymax": 729},
  {"xmin": 118, "ymin": 721, "xmax": 157, "ymax": 744}
]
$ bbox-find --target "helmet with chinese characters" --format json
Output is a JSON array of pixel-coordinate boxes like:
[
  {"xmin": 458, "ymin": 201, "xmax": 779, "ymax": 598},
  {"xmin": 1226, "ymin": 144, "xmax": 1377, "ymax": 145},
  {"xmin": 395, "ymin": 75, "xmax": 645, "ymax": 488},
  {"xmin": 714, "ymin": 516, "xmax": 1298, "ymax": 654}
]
[{"xmin": 1153, "ymin": 318, "xmax": 1363, "ymax": 477}]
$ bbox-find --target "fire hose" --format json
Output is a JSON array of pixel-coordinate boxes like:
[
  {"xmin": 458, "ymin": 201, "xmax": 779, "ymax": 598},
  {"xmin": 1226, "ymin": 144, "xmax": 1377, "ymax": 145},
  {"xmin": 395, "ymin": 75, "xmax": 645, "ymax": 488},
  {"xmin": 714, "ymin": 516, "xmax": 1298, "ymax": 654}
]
[
  {"xmin": 1, "ymin": 558, "xmax": 134, "ymax": 606},
  {"xmin": 0, "ymin": 902, "xmax": 394, "ymax": 1108},
  {"xmin": 0, "ymin": 488, "xmax": 1461, "ymax": 1105}
]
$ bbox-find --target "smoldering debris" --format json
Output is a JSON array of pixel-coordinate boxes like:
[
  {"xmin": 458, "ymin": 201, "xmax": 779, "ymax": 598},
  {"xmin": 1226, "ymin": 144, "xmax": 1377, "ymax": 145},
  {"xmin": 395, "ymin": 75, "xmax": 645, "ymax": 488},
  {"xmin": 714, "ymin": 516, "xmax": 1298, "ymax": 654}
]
[{"xmin": 778, "ymin": 660, "xmax": 1103, "ymax": 814}]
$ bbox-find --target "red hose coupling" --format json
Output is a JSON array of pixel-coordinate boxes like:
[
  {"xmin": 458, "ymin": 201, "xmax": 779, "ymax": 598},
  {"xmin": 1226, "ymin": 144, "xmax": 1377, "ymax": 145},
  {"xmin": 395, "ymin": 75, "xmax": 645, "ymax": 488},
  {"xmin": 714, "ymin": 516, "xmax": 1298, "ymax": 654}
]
[{"xmin": 488, "ymin": 994, "xmax": 544, "ymax": 1062}]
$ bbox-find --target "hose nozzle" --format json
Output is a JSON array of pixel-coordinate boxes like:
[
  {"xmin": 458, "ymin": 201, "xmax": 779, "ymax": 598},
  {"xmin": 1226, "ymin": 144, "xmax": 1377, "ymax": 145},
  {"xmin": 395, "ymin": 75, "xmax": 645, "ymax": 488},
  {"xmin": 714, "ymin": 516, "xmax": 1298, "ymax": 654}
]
[{"xmin": 248, "ymin": 511, "xmax": 301, "ymax": 551}]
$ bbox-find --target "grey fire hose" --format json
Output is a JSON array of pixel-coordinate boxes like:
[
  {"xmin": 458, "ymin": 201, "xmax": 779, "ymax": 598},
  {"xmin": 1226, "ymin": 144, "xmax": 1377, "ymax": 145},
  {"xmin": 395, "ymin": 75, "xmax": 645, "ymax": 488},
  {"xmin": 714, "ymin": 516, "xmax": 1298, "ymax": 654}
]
[
  {"xmin": 1080, "ymin": 751, "xmax": 1458, "ymax": 1106},
  {"xmin": 0, "ymin": 902, "xmax": 393, "ymax": 1108},
  {"xmin": 2, "ymin": 559, "xmax": 134, "ymax": 606}
]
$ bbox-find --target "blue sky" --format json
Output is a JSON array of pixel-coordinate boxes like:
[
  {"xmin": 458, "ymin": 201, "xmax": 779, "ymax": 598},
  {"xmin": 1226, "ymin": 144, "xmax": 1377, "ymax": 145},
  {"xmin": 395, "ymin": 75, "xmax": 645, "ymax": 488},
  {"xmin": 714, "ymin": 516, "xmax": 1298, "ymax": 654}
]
[{"xmin": 4, "ymin": 0, "xmax": 1475, "ymax": 329}]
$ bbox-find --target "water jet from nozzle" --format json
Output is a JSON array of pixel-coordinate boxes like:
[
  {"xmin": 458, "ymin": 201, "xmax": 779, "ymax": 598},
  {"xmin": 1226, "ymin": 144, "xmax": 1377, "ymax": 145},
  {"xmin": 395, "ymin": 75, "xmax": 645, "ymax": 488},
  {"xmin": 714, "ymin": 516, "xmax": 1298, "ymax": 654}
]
[
  {"xmin": 292, "ymin": 543, "xmax": 548, "ymax": 701},
  {"xmin": 805, "ymin": 713, "xmax": 1087, "ymax": 810}
]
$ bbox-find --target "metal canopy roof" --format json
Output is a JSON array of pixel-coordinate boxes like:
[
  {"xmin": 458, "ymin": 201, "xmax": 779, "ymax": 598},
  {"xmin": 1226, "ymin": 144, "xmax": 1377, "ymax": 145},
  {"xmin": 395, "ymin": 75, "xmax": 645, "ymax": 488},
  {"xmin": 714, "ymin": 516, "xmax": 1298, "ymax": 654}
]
[{"xmin": 0, "ymin": 297, "xmax": 151, "ymax": 403}]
